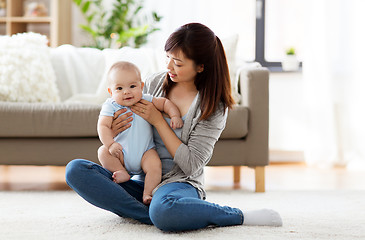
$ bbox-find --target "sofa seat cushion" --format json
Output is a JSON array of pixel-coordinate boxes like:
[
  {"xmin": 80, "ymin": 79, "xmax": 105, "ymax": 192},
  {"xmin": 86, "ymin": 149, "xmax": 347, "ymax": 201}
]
[
  {"xmin": 0, "ymin": 102, "xmax": 248, "ymax": 139},
  {"xmin": 0, "ymin": 102, "xmax": 100, "ymax": 137},
  {"xmin": 220, "ymin": 105, "xmax": 248, "ymax": 139}
]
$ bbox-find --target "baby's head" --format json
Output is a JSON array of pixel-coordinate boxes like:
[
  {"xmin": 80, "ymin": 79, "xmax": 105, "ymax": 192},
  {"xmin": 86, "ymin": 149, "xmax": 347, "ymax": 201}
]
[{"xmin": 107, "ymin": 61, "xmax": 144, "ymax": 106}]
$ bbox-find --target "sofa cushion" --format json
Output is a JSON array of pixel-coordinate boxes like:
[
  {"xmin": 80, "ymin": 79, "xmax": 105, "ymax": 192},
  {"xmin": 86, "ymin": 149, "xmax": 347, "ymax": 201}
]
[
  {"xmin": 51, "ymin": 45, "xmax": 162, "ymax": 104},
  {"xmin": 0, "ymin": 102, "xmax": 248, "ymax": 139},
  {"xmin": 50, "ymin": 45, "xmax": 106, "ymax": 101},
  {"xmin": 220, "ymin": 105, "xmax": 248, "ymax": 139},
  {"xmin": 0, "ymin": 102, "xmax": 100, "ymax": 137}
]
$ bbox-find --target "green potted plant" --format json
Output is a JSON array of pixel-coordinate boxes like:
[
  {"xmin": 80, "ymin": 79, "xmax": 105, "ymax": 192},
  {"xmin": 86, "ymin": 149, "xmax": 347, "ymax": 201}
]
[
  {"xmin": 282, "ymin": 47, "xmax": 300, "ymax": 71},
  {"xmin": 73, "ymin": 0, "xmax": 162, "ymax": 49}
]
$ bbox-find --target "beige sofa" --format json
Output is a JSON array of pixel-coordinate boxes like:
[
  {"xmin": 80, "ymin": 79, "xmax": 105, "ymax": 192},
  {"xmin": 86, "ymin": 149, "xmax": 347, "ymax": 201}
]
[{"xmin": 0, "ymin": 45, "xmax": 269, "ymax": 192}]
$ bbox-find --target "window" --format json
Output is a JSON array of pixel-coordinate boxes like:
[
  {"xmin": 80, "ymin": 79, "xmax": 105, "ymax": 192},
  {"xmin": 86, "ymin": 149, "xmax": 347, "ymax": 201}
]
[
  {"xmin": 256, "ymin": 0, "xmax": 306, "ymax": 71},
  {"xmin": 145, "ymin": 0, "xmax": 307, "ymax": 70},
  {"xmin": 144, "ymin": 0, "xmax": 256, "ymax": 62}
]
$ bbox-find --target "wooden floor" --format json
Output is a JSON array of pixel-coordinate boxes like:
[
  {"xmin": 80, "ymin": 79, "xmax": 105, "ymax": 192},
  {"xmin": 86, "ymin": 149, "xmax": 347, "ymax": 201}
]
[{"xmin": 1, "ymin": 163, "xmax": 364, "ymax": 191}]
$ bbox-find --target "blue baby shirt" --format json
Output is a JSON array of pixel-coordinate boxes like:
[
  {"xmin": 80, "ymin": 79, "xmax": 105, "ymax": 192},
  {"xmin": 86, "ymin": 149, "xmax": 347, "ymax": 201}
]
[{"xmin": 100, "ymin": 94, "xmax": 155, "ymax": 175}]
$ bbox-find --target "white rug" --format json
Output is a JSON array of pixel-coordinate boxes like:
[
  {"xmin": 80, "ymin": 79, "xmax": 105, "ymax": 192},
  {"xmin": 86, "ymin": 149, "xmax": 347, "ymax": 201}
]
[{"xmin": 0, "ymin": 190, "xmax": 364, "ymax": 240}]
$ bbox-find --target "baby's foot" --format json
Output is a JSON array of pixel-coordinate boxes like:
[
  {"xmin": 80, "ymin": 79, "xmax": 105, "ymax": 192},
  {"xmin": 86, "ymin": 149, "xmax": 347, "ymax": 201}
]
[
  {"xmin": 112, "ymin": 170, "xmax": 130, "ymax": 183},
  {"xmin": 143, "ymin": 194, "xmax": 153, "ymax": 205},
  {"xmin": 243, "ymin": 209, "xmax": 283, "ymax": 227}
]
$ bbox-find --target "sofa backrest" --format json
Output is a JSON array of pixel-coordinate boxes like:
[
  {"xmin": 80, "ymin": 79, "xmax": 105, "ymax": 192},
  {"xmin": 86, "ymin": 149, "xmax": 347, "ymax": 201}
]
[
  {"xmin": 50, "ymin": 45, "xmax": 166, "ymax": 102},
  {"xmin": 50, "ymin": 34, "xmax": 240, "ymax": 103}
]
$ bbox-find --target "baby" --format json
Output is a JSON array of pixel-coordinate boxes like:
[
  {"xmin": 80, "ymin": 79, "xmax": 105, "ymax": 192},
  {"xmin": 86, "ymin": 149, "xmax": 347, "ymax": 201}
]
[{"xmin": 97, "ymin": 61, "xmax": 183, "ymax": 205}]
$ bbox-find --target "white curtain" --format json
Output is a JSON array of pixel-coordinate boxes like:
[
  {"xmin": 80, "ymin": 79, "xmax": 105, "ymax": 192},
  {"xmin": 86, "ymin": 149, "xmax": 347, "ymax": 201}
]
[{"xmin": 303, "ymin": 0, "xmax": 365, "ymax": 169}]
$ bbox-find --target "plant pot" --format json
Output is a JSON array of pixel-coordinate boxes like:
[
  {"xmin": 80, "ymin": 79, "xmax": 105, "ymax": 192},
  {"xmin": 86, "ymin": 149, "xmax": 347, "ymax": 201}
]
[{"xmin": 282, "ymin": 55, "xmax": 300, "ymax": 71}]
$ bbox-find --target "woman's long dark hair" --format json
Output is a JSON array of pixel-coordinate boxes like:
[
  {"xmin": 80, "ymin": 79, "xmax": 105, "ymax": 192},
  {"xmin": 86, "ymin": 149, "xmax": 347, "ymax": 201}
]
[{"xmin": 163, "ymin": 23, "xmax": 235, "ymax": 120}]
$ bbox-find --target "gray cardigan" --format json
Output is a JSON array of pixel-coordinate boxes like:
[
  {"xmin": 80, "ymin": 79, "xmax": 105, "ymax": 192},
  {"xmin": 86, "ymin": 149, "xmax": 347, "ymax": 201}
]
[{"xmin": 144, "ymin": 72, "xmax": 228, "ymax": 199}]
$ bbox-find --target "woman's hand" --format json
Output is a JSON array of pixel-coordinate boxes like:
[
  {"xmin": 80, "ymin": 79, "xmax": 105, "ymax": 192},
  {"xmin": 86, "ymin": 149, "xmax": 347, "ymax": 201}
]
[
  {"xmin": 131, "ymin": 99, "xmax": 164, "ymax": 127},
  {"xmin": 111, "ymin": 108, "xmax": 133, "ymax": 137}
]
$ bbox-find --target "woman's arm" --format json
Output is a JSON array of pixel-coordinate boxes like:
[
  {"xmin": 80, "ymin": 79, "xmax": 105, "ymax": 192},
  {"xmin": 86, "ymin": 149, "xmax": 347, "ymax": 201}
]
[
  {"xmin": 174, "ymin": 109, "xmax": 227, "ymax": 176},
  {"xmin": 133, "ymin": 100, "xmax": 228, "ymax": 177},
  {"xmin": 154, "ymin": 117, "xmax": 182, "ymax": 157}
]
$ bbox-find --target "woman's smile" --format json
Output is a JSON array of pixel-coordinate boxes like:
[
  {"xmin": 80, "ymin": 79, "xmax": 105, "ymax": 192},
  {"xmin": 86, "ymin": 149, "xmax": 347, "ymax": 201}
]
[{"xmin": 168, "ymin": 72, "xmax": 177, "ymax": 78}]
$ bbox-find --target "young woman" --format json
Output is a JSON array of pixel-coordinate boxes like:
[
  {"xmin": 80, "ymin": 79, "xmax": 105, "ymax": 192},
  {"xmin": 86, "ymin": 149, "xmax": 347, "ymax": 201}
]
[{"xmin": 65, "ymin": 23, "xmax": 282, "ymax": 231}]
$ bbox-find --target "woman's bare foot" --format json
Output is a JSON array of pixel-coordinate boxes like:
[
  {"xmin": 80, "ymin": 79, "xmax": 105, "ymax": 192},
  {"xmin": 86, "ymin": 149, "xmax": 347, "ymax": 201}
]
[
  {"xmin": 112, "ymin": 170, "xmax": 130, "ymax": 183},
  {"xmin": 143, "ymin": 194, "xmax": 153, "ymax": 205}
]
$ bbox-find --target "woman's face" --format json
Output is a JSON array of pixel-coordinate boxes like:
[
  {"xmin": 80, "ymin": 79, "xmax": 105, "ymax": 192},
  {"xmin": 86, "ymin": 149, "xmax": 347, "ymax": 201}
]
[{"xmin": 166, "ymin": 50, "xmax": 203, "ymax": 84}]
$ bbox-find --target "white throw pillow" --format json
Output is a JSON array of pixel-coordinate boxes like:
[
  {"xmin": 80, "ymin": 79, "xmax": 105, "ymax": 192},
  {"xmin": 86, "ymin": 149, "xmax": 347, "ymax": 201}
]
[
  {"xmin": 65, "ymin": 46, "xmax": 159, "ymax": 105},
  {"xmin": 50, "ymin": 45, "xmax": 105, "ymax": 101},
  {"xmin": 0, "ymin": 32, "xmax": 60, "ymax": 102}
]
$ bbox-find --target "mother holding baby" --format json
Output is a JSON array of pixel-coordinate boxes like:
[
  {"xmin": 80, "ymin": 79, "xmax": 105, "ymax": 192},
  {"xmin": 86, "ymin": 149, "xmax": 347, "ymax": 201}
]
[{"xmin": 65, "ymin": 23, "xmax": 282, "ymax": 231}]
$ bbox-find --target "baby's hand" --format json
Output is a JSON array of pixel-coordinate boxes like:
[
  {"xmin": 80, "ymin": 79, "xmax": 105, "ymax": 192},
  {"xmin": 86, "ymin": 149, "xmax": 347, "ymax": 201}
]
[
  {"xmin": 109, "ymin": 142, "xmax": 123, "ymax": 159},
  {"xmin": 170, "ymin": 116, "xmax": 183, "ymax": 129}
]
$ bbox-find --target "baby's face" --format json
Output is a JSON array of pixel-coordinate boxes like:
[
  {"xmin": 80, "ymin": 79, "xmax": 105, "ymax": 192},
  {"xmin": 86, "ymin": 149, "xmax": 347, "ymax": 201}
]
[{"xmin": 108, "ymin": 69, "xmax": 143, "ymax": 107}]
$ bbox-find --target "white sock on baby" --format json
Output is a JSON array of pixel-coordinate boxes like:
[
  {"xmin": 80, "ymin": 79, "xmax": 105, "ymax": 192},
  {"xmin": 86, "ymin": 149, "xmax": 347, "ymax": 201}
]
[{"xmin": 243, "ymin": 209, "xmax": 283, "ymax": 227}]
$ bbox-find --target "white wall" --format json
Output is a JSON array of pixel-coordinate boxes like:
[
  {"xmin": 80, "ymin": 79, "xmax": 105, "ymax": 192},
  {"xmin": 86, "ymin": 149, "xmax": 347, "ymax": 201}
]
[
  {"xmin": 71, "ymin": 4, "xmax": 91, "ymax": 47},
  {"xmin": 269, "ymin": 72, "xmax": 306, "ymax": 152}
]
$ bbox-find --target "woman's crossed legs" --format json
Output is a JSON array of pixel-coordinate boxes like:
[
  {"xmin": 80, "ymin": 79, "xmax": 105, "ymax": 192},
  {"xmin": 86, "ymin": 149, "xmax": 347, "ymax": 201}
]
[{"xmin": 66, "ymin": 159, "xmax": 281, "ymax": 231}]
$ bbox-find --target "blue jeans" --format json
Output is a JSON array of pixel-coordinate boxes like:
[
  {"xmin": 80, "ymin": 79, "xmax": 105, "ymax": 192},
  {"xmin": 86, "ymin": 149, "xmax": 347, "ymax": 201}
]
[{"xmin": 65, "ymin": 159, "xmax": 243, "ymax": 231}]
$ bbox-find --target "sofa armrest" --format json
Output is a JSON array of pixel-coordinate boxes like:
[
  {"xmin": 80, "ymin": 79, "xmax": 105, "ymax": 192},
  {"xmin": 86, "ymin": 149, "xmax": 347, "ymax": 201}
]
[{"xmin": 238, "ymin": 66, "xmax": 269, "ymax": 166}]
